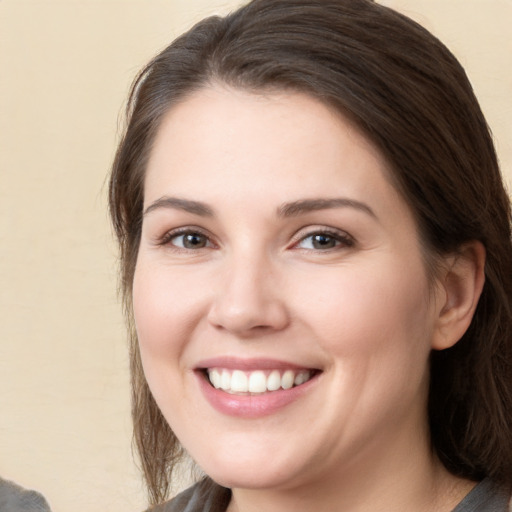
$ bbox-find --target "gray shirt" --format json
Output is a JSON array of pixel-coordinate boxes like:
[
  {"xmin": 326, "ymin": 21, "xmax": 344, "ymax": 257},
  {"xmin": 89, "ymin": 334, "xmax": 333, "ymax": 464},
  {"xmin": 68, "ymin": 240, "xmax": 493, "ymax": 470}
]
[
  {"xmin": 150, "ymin": 477, "xmax": 511, "ymax": 512},
  {"xmin": 452, "ymin": 478, "xmax": 511, "ymax": 512},
  {"xmin": 0, "ymin": 477, "xmax": 52, "ymax": 512}
]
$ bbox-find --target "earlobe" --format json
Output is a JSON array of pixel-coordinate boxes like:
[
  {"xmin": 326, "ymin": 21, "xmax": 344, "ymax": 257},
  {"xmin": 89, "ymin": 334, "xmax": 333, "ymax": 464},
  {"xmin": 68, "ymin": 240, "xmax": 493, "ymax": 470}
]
[{"xmin": 431, "ymin": 241, "xmax": 486, "ymax": 351}]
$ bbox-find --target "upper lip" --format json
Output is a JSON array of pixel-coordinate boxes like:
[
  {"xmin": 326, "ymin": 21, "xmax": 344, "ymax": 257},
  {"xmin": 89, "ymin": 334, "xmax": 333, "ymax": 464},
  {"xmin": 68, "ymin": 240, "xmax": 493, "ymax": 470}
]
[{"xmin": 195, "ymin": 356, "xmax": 320, "ymax": 372}]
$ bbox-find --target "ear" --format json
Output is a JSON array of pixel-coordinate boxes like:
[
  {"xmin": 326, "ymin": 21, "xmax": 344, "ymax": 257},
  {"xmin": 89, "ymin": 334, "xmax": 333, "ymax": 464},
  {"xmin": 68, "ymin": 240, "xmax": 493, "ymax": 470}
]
[{"xmin": 431, "ymin": 241, "xmax": 486, "ymax": 351}]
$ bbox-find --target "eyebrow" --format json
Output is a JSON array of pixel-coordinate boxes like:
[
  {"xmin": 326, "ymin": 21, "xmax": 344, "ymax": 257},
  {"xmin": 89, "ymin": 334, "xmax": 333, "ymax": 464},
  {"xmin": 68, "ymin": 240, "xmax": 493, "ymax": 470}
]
[
  {"xmin": 143, "ymin": 196, "xmax": 214, "ymax": 217},
  {"xmin": 143, "ymin": 195, "xmax": 376, "ymax": 219},
  {"xmin": 278, "ymin": 198, "xmax": 376, "ymax": 218}
]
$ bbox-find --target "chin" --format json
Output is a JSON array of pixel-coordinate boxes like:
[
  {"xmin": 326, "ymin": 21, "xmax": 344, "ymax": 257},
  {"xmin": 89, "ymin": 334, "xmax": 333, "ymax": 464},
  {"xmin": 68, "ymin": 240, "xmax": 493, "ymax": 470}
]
[
  {"xmin": 206, "ymin": 465, "xmax": 299, "ymax": 491},
  {"xmin": 190, "ymin": 439, "xmax": 313, "ymax": 491}
]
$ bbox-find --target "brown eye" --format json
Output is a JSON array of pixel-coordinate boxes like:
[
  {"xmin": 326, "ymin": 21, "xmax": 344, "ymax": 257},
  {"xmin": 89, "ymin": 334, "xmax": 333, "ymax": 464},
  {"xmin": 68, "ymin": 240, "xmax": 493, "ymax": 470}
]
[
  {"xmin": 296, "ymin": 230, "xmax": 354, "ymax": 251},
  {"xmin": 171, "ymin": 231, "xmax": 210, "ymax": 249},
  {"xmin": 310, "ymin": 234, "xmax": 337, "ymax": 249}
]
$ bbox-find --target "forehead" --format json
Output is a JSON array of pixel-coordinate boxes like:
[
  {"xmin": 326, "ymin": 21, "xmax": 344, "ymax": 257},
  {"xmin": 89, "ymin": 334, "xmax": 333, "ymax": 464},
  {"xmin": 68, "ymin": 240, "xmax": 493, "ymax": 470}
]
[{"xmin": 145, "ymin": 86, "xmax": 395, "ymax": 201}]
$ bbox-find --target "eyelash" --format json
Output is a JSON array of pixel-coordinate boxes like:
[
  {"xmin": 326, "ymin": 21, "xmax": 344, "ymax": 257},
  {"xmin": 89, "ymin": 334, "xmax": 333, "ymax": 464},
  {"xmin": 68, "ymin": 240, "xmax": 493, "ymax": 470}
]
[
  {"xmin": 292, "ymin": 228, "xmax": 355, "ymax": 251},
  {"xmin": 157, "ymin": 227, "xmax": 354, "ymax": 252},
  {"xmin": 158, "ymin": 228, "xmax": 214, "ymax": 250}
]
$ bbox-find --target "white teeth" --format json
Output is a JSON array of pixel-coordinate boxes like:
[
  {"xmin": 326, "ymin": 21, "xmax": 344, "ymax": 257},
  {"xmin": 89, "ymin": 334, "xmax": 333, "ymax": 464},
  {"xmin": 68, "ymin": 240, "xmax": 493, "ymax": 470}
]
[
  {"xmin": 294, "ymin": 372, "xmax": 306, "ymax": 386},
  {"xmin": 281, "ymin": 370, "xmax": 294, "ymax": 390},
  {"xmin": 206, "ymin": 368, "xmax": 313, "ymax": 394},
  {"xmin": 210, "ymin": 369, "xmax": 221, "ymax": 389},
  {"xmin": 248, "ymin": 371, "xmax": 267, "ymax": 393},
  {"xmin": 267, "ymin": 370, "xmax": 281, "ymax": 391},
  {"xmin": 221, "ymin": 370, "xmax": 231, "ymax": 390},
  {"xmin": 231, "ymin": 370, "xmax": 248, "ymax": 392}
]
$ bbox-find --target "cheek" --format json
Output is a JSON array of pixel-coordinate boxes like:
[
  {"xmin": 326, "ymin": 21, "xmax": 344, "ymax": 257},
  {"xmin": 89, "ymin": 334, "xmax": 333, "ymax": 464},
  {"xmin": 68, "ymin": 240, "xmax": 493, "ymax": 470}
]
[
  {"xmin": 310, "ymin": 262, "xmax": 434, "ymax": 425},
  {"xmin": 132, "ymin": 264, "xmax": 201, "ymax": 413},
  {"xmin": 132, "ymin": 264, "xmax": 198, "ymax": 362},
  {"xmin": 299, "ymin": 258, "xmax": 434, "ymax": 362}
]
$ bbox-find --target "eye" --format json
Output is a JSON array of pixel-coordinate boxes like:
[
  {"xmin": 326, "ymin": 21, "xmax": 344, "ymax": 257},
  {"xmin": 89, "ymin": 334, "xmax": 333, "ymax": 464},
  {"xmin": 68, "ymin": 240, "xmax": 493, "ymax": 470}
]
[
  {"xmin": 162, "ymin": 229, "xmax": 213, "ymax": 249},
  {"xmin": 295, "ymin": 230, "xmax": 354, "ymax": 250}
]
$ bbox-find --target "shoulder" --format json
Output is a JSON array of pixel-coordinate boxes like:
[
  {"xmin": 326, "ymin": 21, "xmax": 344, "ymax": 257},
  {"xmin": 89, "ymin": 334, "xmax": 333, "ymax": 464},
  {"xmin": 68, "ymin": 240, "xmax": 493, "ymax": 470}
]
[
  {"xmin": 146, "ymin": 479, "xmax": 231, "ymax": 512},
  {"xmin": 453, "ymin": 479, "xmax": 512, "ymax": 512},
  {"xmin": 0, "ymin": 477, "xmax": 52, "ymax": 512}
]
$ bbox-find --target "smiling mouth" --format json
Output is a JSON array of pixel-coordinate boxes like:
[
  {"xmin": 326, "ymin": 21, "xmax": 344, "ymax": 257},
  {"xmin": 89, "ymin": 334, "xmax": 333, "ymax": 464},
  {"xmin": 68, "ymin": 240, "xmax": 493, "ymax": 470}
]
[{"xmin": 205, "ymin": 368, "xmax": 318, "ymax": 395}]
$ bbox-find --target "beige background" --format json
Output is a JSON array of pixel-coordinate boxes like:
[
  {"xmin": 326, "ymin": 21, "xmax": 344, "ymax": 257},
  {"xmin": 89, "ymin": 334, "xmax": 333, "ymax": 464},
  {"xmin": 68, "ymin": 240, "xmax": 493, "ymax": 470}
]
[{"xmin": 0, "ymin": 1, "xmax": 510, "ymax": 511}]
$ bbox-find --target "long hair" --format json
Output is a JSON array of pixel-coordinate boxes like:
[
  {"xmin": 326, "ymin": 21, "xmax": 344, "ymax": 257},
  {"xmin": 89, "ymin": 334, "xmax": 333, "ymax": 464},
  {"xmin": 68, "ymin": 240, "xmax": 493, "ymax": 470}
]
[{"xmin": 109, "ymin": 0, "xmax": 512, "ymax": 504}]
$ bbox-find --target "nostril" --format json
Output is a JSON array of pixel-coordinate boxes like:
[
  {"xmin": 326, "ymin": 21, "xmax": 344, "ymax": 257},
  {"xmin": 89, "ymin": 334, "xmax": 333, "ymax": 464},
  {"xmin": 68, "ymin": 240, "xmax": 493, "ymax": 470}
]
[{"xmin": 207, "ymin": 300, "xmax": 289, "ymax": 335}]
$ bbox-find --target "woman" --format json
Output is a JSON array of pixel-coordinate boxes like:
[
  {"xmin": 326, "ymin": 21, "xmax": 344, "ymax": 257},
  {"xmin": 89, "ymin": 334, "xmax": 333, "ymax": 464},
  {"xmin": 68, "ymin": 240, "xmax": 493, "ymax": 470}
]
[{"xmin": 109, "ymin": 0, "xmax": 512, "ymax": 510}]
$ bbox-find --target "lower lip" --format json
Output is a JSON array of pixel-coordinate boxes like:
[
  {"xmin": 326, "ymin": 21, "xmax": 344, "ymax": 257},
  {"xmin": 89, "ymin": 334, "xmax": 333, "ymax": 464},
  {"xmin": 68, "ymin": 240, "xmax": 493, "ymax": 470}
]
[{"xmin": 196, "ymin": 371, "xmax": 319, "ymax": 418}]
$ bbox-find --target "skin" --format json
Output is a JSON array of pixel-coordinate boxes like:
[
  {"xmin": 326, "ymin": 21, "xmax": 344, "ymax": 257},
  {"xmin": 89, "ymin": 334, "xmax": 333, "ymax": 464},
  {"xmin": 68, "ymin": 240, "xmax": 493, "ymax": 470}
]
[{"xmin": 133, "ymin": 86, "xmax": 484, "ymax": 512}]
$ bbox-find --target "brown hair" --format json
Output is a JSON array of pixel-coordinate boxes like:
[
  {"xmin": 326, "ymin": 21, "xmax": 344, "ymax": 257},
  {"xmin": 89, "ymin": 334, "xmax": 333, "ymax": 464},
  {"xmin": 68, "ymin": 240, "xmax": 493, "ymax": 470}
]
[{"xmin": 109, "ymin": 0, "xmax": 512, "ymax": 504}]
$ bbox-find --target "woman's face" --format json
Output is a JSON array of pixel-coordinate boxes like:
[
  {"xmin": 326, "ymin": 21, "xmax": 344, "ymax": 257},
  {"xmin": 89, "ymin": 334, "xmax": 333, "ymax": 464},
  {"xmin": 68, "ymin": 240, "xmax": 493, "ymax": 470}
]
[{"xmin": 133, "ymin": 86, "xmax": 444, "ymax": 491}]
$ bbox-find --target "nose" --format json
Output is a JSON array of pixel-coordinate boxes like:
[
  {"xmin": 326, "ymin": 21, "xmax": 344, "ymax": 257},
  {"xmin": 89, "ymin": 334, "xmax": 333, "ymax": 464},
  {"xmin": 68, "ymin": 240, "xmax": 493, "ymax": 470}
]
[{"xmin": 207, "ymin": 253, "xmax": 290, "ymax": 337}]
